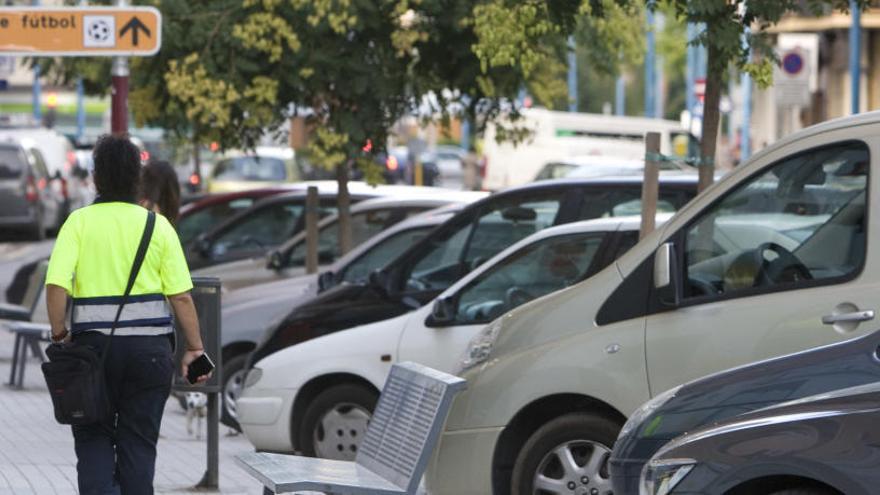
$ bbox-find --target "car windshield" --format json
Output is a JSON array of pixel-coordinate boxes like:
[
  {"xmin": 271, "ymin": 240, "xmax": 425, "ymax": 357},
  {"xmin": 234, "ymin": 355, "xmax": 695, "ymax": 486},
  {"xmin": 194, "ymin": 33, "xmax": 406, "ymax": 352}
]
[
  {"xmin": 213, "ymin": 156, "xmax": 287, "ymax": 181},
  {"xmin": 0, "ymin": 147, "xmax": 24, "ymax": 179}
]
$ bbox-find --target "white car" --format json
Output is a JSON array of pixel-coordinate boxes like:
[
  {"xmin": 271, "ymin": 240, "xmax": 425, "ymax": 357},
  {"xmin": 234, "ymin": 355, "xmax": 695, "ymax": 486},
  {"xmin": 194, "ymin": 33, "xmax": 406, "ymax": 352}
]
[
  {"xmin": 237, "ymin": 215, "xmax": 660, "ymax": 457},
  {"xmin": 423, "ymin": 111, "xmax": 878, "ymax": 495},
  {"xmin": 193, "ymin": 192, "xmax": 485, "ymax": 291},
  {"xmin": 218, "ymin": 205, "xmax": 465, "ymax": 428}
]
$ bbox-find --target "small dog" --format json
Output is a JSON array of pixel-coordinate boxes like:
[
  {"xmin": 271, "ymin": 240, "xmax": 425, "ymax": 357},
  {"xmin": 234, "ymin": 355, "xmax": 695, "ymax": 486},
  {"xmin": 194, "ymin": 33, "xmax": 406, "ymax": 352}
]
[{"xmin": 184, "ymin": 392, "xmax": 208, "ymax": 439}]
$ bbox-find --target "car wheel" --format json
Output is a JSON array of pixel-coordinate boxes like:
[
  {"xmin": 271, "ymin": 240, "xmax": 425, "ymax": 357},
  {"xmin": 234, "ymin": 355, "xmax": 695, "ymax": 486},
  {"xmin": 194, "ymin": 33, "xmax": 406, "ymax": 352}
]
[
  {"xmin": 30, "ymin": 212, "xmax": 45, "ymax": 241},
  {"xmin": 298, "ymin": 383, "xmax": 378, "ymax": 461},
  {"xmin": 221, "ymin": 354, "xmax": 248, "ymax": 431},
  {"xmin": 511, "ymin": 413, "xmax": 620, "ymax": 495}
]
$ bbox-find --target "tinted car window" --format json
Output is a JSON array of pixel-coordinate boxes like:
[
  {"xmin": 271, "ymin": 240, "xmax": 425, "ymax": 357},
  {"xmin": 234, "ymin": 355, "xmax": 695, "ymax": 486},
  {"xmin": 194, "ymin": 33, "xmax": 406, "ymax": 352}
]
[
  {"xmin": 577, "ymin": 186, "xmax": 691, "ymax": 219},
  {"xmin": 213, "ymin": 156, "xmax": 287, "ymax": 181},
  {"xmin": 211, "ymin": 202, "xmax": 304, "ymax": 256},
  {"xmin": 405, "ymin": 193, "xmax": 565, "ymax": 292},
  {"xmin": 178, "ymin": 198, "xmax": 257, "ymax": 245},
  {"xmin": 684, "ymin": 142, "xmax": 868, "ymax": 299},
  {"xmin": 287, "ymin": 209, "xmax": 400, "ymax": 266},
  {"xmin": 455, "ymin": 233, "xmax": 605, "ymax": 324},
  {"xmin": 341, "ymin": 226, "xmax": 434, "ymax": 283},
  {"xmin": 0, "ymin": 147, "xmax": 25, "ymax": 179}
]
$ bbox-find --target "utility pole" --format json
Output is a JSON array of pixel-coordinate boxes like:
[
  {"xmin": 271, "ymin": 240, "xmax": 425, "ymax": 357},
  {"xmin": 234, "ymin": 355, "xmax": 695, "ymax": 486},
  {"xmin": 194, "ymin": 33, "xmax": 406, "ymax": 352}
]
[
  {"xmin": 615, "ymin": 75, "xmax": 625, "ymax": 116},
  {"xmin": 849, "ymin": 0, "xmax": 861, "ymax": 115},
  {"xmin": 111, "ymin": 0, "xmax": 129, "ymax": 134},
  {"xmin": 31, "ymin": 0, "xmax": 40, "ymax": 123}
]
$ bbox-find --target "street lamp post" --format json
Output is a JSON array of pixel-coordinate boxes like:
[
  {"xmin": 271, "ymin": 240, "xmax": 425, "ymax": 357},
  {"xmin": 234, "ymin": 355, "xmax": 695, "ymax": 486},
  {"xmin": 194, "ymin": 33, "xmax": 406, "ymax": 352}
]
[
  {"xmin": 111, "ymin": 0, "xmax": 129, "ymax": 134},
  {"xmin": 849, "ymin": 0, "xmax": 861, "ymax": 115}
]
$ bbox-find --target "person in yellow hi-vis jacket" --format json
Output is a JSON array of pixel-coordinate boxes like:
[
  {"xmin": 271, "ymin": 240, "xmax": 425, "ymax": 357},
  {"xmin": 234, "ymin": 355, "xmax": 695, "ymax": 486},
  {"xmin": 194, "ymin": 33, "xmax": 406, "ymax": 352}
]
[{"xmin": 45, "ymin": 135, "xmax": 210, "ymax": 495}]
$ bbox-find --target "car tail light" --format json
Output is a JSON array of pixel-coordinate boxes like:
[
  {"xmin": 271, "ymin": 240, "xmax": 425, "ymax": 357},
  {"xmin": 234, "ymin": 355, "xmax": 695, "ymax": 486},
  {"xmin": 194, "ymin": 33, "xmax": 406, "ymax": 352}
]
[
  {"xmin": 25, "ymin": 176, "xmax": 38, "ymax": 202},
  {"xmin": 140, "ymin": 150, "xmax": 150, "ymax": 163},
  {"xmin": 66, "ymin": 151, "xmax": 76, "ymax": 172},
  {"xmin": 386, "ymin": 155, "xmax": 399, "ymax": 171},
  {"xmin": 189, "ymin": 173, "xmax": 201, "ymax": 186}
]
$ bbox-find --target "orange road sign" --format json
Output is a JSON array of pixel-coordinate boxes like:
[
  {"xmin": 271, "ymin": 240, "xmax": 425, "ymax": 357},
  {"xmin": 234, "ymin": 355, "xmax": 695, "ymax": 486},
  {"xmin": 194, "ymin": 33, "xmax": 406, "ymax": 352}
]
[{"xmin": 0, "ymin": 7, "xmax": 161, "ymax": 56}]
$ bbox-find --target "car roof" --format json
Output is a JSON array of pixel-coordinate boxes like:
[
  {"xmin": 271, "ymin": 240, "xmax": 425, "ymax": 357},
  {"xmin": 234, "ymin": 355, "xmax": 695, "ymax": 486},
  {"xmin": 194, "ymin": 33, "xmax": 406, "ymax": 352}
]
[{"xmin": 180, "ymin": 187, "xmax": 292, "ymax": 215}]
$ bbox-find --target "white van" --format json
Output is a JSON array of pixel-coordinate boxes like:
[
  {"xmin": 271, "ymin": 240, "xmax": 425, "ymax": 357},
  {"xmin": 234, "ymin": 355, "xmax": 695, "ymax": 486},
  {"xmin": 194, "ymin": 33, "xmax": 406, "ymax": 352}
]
[
  {"xmin": 425, "ymin": 111, "xmax": 877, "ymax": 495},
  {"xmin": 482, "ymin": 108, "xmax": 693, "ymax": 190}
]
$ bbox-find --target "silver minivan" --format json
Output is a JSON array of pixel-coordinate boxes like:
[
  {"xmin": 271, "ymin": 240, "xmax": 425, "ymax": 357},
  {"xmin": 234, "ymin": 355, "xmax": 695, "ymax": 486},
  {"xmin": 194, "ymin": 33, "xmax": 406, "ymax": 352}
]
[{"xmin": 0, "ymin": 141, "xmax": 61, "ymax": 239}]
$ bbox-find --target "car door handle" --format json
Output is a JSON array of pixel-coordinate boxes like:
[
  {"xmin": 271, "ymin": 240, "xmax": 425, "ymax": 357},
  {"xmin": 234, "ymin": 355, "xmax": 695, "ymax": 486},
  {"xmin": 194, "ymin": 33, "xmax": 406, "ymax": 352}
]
[{"xmin": 822, "ymin": 310, "xmax": 875, "ymax": 325}]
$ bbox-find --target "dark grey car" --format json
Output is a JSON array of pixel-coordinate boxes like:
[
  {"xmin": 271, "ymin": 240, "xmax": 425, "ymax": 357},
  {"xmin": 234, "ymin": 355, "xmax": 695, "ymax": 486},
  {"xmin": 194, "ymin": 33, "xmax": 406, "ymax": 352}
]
[
  {"xmin": 0, "ymin": 142, "xmax": 60, "ymax": 239},
  {"xmin": 610, "ymin": 327, "xmax": 880, "ymax": 494},
  {"xmin": 642, "ymin": 382, "xmax": 880, "ymax": 495}
]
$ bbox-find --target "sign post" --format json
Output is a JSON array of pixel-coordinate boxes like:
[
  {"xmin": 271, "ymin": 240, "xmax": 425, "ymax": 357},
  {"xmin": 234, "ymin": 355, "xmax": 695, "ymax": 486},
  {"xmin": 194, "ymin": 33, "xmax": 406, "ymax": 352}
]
[{"xmin": 0, "ymin": 5, "xmax": 161, "ymax": 134}]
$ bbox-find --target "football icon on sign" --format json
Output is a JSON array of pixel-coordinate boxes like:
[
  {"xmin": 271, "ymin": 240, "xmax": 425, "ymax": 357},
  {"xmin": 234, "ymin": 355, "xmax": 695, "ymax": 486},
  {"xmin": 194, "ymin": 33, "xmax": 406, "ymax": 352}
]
[{"xmin": 83, "ymin": 16, "xmax": 116, "ymax": 48}]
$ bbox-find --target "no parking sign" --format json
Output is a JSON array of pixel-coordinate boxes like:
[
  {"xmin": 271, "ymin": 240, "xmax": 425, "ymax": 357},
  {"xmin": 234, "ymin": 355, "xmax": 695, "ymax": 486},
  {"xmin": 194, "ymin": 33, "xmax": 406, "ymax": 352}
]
[{"xmin": 775, "ymin": 47, "xmax": 810, "ymax": 107}]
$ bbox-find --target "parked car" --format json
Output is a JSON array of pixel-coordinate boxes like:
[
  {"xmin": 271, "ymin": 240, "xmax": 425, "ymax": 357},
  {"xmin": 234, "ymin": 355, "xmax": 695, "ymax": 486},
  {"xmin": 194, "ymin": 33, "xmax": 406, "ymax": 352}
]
[
  {"xmin": 421, "ymin": 145, "xmax": 466, "ymax": 189},
  {"xmin": 533, "ymin": 155, "xmax": 697, "ymax": 181},
  {"xmin": 184, "ymin": 186, "xmax": 373, "ymax": 270},
  {"xmin": 242, "ymin": 176, "xmax": 701, "ymax": 428},
  {"xmin": 0, "ymin": 141, "xmax": 62, "ymax": 239},
  {"xmin": 423, "ymin": 111, "xmax": 874, "ymax": 495},
  {"xmin": 206, "ymin": 147, "xmax": 299, "ymax": 193},
  {"xmin": 178, "ymin": 187, "xmax": 293, "ymax": 246},
  {"xmin": 0, "ymin": 127, "xmax": 89, "ymax": 214},
  {"xmin": 218, "ymin": 205, "xmax": 463, "ymax": 429},
  {"xmin": 193, "ymin": 193, "xmax": 485, "ymax": 290},
  {"xmin": 238, "ymin": 215, "xmax": 665, "ymax": 457},
  {"xmin": 629, "ymin": 329, "xmax": 880, "ymax": 495}
]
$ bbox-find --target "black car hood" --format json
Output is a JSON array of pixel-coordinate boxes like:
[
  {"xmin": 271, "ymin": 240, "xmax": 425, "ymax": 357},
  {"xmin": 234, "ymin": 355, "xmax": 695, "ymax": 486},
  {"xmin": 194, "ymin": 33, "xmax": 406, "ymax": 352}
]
[{"xmin": 614, "ymin": 328, "xmax": 880, "ymax": 464}]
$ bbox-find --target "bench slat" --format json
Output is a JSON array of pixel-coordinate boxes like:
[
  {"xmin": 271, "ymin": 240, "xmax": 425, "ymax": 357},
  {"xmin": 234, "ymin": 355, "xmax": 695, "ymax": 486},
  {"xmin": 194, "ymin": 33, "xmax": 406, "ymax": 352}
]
[{"xmin": 236, "ymin": 452, "xmax": 405, "ymax": 495}]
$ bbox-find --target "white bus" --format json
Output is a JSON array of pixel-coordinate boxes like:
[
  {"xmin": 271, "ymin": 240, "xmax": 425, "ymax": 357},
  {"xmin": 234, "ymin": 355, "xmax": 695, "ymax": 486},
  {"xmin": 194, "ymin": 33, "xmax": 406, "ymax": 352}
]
[{"xmin": 482, "ymin": 108, "xmax": 694, "ymax": 190}]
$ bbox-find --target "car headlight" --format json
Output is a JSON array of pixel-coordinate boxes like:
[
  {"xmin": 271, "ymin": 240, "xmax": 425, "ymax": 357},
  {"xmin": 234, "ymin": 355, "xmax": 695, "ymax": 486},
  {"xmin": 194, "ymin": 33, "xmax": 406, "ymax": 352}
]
[
  {"xmin": 640, "ymin": 458, "xmax": 695, "ymax": 495},
  {"xmin": 455, "ymin": 318, "xmax": 504, "ymax": 374},
  {"xmin": 244, "ymin": 367, "xmax": 263, "ymax": 389},
  {"xmin": 618, "ymin": 385, "xmax": 682, "ymax": 442}
]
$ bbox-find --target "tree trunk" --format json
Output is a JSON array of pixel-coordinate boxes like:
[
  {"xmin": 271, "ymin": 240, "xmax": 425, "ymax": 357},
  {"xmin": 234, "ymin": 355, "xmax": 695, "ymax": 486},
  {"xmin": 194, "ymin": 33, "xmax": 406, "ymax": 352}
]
[
  {"xmin": 336, "ymin": 161, "xmax": 353, "ymax": 255},
  {"xmin": 698, "ymin": 42, "xmax": 722, "ymax": 193}
]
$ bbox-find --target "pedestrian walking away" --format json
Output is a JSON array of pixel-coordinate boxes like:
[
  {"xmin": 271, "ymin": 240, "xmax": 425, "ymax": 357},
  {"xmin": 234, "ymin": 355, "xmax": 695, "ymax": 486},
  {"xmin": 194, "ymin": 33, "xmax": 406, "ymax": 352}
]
[{"xmin": 44, "ymin": 134, "xmax": 211, "ymax": 495}]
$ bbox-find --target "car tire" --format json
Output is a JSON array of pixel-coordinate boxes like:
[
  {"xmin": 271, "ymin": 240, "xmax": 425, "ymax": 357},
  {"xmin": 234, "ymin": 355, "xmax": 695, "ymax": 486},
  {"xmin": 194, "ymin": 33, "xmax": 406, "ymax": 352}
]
[
  {"xmin": 511, "ymin": 413, "xmax": 620, "ymax": 495},
  {"xmin": 297, "ymin": 383, "xmax": 378, "ymax": 461},
  {"xmin": 30, "ymin": 211, "xmax": 45, "ymax": 241},
  {"xmin": 220, "ymin": 353, "xmax": 248, "ymax": 431}
]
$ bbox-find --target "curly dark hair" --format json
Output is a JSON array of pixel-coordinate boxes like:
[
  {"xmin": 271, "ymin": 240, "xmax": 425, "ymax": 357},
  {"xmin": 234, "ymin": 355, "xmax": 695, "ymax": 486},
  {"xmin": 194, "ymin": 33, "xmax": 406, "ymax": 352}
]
[
  {"xmin": 93, "ymin": 134, "xmax": 141, "ymax": 203},
  {"xmin": 139, "ymin": 160, "xmax": 181, "ymax": 225}
]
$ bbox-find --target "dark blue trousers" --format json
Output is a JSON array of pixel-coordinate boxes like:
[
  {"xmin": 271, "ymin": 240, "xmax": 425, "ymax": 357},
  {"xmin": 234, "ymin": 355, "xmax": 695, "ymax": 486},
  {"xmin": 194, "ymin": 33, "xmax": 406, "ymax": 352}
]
[{"xmin": 71, "ymin": 333, "xmax": 174, "ymax": 495}]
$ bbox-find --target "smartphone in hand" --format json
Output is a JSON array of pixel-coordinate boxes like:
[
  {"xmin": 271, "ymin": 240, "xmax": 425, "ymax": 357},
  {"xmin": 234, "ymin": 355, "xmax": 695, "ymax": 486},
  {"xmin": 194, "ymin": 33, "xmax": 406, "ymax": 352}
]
[{"xmin": 186, "ymin": 353, "xmax": 215, "ymax": 384}]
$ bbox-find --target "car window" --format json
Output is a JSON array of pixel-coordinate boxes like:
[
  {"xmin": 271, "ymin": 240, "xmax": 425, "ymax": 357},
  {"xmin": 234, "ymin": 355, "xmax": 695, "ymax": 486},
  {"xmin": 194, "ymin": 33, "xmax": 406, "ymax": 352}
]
[
  {"xmin": 212, "ymin": 156, "xmax": 287, "ymax": 181},
  {"xmin": 454, "ymin": 233, "xmax": 605, "ymax": 324},
  {"xmin": 286, "ymin": 208, "xmax": 414, "ymax": 267},
  {"xmin": 0, "ymin": 147, "xmax": 25, "ymax": 179},
  {"xmin": 405, "ymin": 194, "xmax": 565, "ymax": 292},
  {"xmin": 577, "ymin": 186, "xmax": 691, "ymax": 218},
  {"xmin": 210, "ymin": 202, "xmax": 304, "ymax": 257},
  {"xmin": 683, "ymin": 141, "xmax": 868, "ymax": 299},
  {"xmin": 340, "ymin": 226, "xmax": 435, "ymax": 283},
  {"xmin": 27, "ymin": 149, "xmax": 50, "ymax": 178},
  {"xmin": 178, "ymin": 198, "xmax": 257, "ymax": 245}
]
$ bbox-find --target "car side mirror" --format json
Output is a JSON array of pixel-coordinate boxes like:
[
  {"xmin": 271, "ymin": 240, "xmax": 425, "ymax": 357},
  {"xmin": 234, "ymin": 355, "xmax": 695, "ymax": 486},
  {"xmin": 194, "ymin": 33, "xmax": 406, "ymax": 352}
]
[
  {"xmin": 267, "ymin": 250, "xmax": 284, "ymax": 271},
  {"xmin": 654, "ymin": 242, "xmax": 680, "ymax": 307},
  {"xmin": 427, "ymin": 296, "xmax": 456, "ymax": 327},
  {"xmin": 195, "ymin": 235, "xmax": 212, "ymax": 258},
  {"xmin": 317, "ymin": 270, "xmax": 335, "ymax": 292},
  {"xmin": 368, "ymin": 269, "xmax": 390, "ymax": 298}
]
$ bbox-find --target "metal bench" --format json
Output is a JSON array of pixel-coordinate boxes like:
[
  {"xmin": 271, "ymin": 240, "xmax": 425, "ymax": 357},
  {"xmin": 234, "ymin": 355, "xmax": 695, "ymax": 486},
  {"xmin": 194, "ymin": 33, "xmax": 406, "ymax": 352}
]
[
  {"xmin": 236, "ymin": 361, "xmax": 467, "ymax": 495},
  {"xmin": 1, "ymin": 261, "xmax": 49, "ymax": 389}
]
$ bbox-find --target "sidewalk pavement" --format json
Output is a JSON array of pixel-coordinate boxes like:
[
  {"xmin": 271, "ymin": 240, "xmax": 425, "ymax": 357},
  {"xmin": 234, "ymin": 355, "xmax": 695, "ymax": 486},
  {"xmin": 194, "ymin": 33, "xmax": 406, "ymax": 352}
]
[{"xmin": 0, "ymin": 329, "xmax": 264, "ymax": 494}]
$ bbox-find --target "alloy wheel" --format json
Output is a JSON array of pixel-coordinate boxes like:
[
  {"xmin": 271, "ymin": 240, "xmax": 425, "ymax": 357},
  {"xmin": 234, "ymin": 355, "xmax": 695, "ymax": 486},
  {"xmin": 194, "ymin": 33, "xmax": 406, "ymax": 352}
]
[{"xmin": 532, "ymin": 440, "xmax": 613, "ymax": 495}]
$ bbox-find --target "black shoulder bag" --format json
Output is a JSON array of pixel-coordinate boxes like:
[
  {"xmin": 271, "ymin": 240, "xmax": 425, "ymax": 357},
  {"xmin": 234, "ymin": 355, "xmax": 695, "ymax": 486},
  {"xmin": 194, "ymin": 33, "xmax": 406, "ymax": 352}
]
[{"xmin": 42, "ymin": 211, "xmax": 156, "ymax": 425}]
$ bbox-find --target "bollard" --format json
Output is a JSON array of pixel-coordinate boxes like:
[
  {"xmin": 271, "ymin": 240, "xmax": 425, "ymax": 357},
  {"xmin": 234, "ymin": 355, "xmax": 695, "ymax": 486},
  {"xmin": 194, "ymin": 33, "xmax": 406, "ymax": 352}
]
[
  {"xmin": 640, "ymin": 132, "xmax": 661, "ymax": 240},
  {"xmin": 305, "ymin": 186, "xmax": 319, "ymax": 274},
  {"xmin": 173, "ymin": 277, "xmax": 222, "ymax": 489}
]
